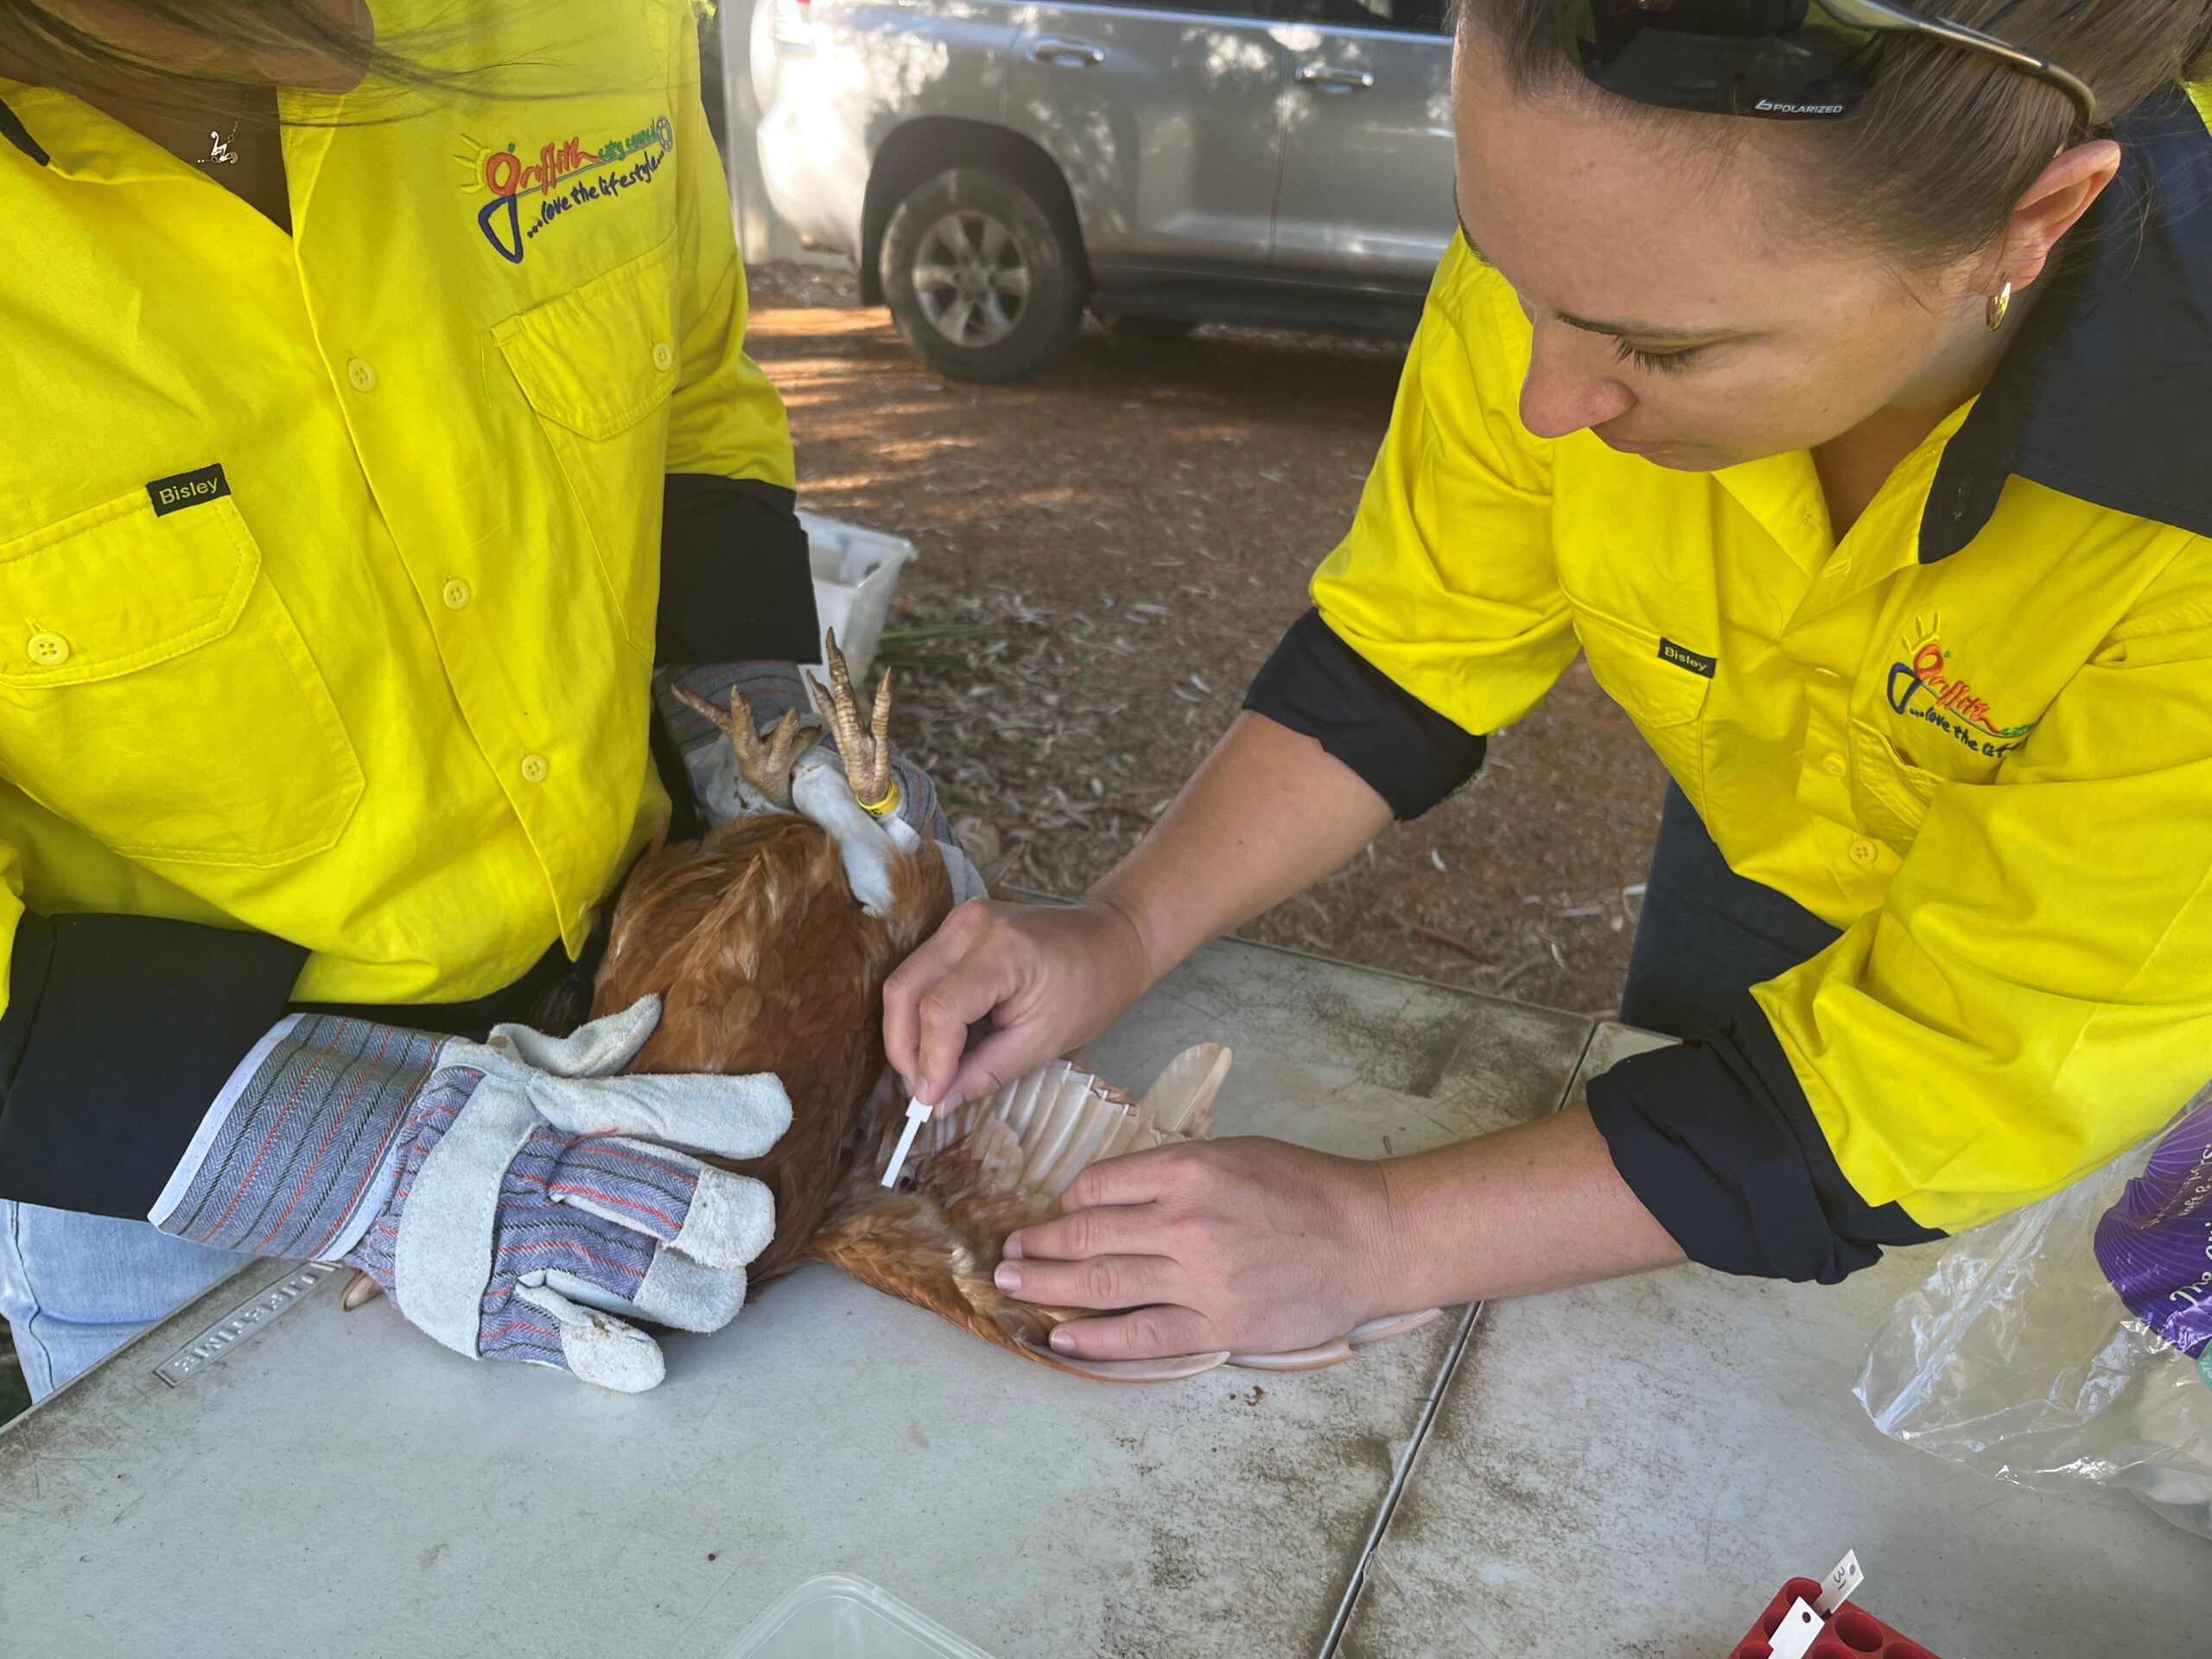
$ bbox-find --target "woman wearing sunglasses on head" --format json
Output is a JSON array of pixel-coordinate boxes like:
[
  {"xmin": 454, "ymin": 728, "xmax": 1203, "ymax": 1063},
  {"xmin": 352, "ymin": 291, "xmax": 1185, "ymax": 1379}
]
[{"xmin": 887, "ymin": 2, "xmax": 2212, "ymax": 1364}]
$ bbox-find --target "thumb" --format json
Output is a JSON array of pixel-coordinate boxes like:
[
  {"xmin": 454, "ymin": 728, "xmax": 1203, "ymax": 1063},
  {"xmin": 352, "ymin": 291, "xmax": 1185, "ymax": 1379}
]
[
  {"xmin": 944, "ymin": 1023, "xmax": 1059, "ymax": 1117},
  {"xmin": 493, "ymin": 995, "xmax": 663, "ymax": 1079}
]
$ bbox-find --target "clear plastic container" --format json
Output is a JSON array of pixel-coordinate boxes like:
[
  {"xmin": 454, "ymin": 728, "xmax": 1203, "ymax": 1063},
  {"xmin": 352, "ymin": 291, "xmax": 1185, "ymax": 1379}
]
[
  {"xmin": 725, "ymin": 1573, "xmax": 1000, "ymax": 1659},
  {"xmin": 800, "ymin": 510, "xmax": 916, "ymax": 686}
]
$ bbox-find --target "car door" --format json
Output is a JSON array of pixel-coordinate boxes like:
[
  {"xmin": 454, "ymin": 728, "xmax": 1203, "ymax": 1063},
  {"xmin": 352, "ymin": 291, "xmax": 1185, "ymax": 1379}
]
[
  {"xmin": 1266, "ymin": 0, "xmax": 1456, "ymax": 289},
  {"xmin": 1001, "ymin": 0, "xmax": 1287, "ymax": 277}
]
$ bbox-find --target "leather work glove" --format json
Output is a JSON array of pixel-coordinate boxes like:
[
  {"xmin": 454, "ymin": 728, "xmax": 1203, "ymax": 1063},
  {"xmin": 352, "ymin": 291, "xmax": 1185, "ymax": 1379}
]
[
  {"xmin": 657, "ymin": 659, "xmax": 988, "ymax": 904},
  {"xmin": 152, "ymin": 997, "xmax": 790, "ymax": 1392}
]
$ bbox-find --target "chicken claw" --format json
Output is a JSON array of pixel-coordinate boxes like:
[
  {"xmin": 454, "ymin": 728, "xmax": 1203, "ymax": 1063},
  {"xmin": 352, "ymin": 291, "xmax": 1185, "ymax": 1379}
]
[
  {"xmin": 675, "ymin": 684, "xmax": 808, "ymax": 810},
  {"xmin": 804, "ymin": 629, "xmax": 898, "ymax": 817}
]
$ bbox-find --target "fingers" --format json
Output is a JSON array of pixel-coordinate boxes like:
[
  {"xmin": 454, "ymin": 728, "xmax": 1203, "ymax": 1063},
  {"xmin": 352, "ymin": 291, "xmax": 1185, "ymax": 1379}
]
[
  {"xmin": 943, "ymin": 1024, "xmax": 1052, "ymax": 1119},
  {"xmin": 882, "ymin": 902, "xmax": 1010, "ymax": 1106},
  {"xmin": 491, "ymin": 995, "xmax": 661, "ymax": 1077},
  {"xmin": 1058, "ymin": 1143, "xmax": 1187, "ymax": 1213},
  {"xmin": 993, "ymin": 1250, "xmax": 1178, "ymax": 1313},
  {"xmin": 509, "ymin": 1283, "xmax": 667, "ymax": 1392},
  {"xmin": 1046, "ymin": 1303, "xmax": 1218, "ymax": 1363},
  {"xmin": 1002, "ymin": 1179, "xmax": 1169, "ymax": 1262},
  {"xmin": 882, "ymin": 905, "xmax": 966, "ymax": 1090}
]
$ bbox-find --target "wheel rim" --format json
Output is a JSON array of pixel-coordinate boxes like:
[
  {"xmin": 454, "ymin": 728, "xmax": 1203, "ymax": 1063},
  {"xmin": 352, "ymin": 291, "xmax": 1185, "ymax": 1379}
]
[{"xmin": 911, "ymin": 209, "xmax": 1031, "ymax": 347}]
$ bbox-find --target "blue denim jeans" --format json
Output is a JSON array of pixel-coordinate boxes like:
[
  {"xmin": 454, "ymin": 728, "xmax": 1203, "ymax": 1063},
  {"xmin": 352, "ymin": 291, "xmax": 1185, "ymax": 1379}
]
[{"xmin": 0, "ymin": 1202, "xmax": 246, "ymax": 1401}]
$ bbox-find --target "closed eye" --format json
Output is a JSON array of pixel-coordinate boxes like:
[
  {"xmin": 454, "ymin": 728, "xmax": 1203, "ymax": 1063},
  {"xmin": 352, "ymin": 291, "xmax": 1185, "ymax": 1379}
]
[{"xmin": 1616, "ymin": 340, "xmax": 1704, "ymax": 374}]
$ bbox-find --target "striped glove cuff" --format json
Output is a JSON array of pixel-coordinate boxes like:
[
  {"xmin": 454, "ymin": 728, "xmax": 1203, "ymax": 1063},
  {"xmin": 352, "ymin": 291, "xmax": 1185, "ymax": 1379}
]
[{"xmin": 150, "ymin": 1014, "xmax": 458, "ymax": 1262}]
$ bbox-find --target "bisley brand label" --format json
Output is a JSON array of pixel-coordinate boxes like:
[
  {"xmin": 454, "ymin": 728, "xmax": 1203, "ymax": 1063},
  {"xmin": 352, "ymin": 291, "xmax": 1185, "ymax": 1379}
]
[
  {"xmin": 1657, "ymin": 638, "xmax": 1717, "ymax": 679},
  {"xmin": 146, "ymin": 462, "xmax": 230, "ymax": 517}
]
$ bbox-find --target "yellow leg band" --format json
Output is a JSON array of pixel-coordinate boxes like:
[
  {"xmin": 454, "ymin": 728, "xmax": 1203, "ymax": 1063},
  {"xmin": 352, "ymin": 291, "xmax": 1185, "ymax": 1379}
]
[{"xmin": 858, "ymin": 780, "xmax": 902, "ymax": 819}]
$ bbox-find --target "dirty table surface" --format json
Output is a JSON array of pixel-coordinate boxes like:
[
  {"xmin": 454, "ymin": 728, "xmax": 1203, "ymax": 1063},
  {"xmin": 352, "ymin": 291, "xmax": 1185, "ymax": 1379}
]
[
  {"xmin": 0, "ymin": 939, "xmax": 1597, "ymax": 1659},
  {"xmin": 1338, "ymin": 1024, "xmax": 2209, "ymax": 1658}
]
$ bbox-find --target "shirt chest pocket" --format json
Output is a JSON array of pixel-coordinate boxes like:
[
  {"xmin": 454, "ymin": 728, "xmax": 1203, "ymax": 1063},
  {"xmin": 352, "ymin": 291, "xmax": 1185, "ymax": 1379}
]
[
  {"xmin": 1849, "ymin": 719, "xmax": 1942, "ymax": 854},
  {"xmin": 0, "ymin": 486, "xmax": 364, "ymax": 868},
  {"xmin": 1573, "ymin": 607, "xmax": 1712, "ymax": 801},
  {"xmin": 495, "ymin": 233, "xmax": 682, "ymax": 659}
]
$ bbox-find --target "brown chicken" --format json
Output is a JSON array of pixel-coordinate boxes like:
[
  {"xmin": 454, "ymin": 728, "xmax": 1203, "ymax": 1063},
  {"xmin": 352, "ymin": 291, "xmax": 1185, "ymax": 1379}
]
[
  {"xmin": 588, "ymin": 639, "xmax": 955, "ymax": 1281},
  {"xmin": 346, "ymin": 637, "xmax": 1437, "ymax": 1381}
]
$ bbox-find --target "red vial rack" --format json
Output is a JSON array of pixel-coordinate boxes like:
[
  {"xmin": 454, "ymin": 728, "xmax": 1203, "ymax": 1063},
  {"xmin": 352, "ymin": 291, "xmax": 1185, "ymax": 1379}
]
[{"xmin": 1728, "ymin": 1577, "xmax": 1941, "ymax": 1659}]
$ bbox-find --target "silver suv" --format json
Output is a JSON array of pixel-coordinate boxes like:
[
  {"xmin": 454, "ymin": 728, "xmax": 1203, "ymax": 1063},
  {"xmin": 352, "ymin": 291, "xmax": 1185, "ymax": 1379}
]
[{"xmin": 750, "ymin": 0, "xmax": 1456, "ymax": 380}]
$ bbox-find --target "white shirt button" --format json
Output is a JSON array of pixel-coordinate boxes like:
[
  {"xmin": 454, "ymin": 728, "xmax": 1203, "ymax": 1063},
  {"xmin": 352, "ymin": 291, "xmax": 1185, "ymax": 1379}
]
[
  {"xmin": 442, "ymin": 578, "xmax": 472, "ymax": 611},
  {"xmin": 27, "ymin": 631, "xmax": 69, "ymax": 667},
  {"xmin": 652, "ymin": 341, "xmax": 675, "ymax": 373},
  {"xmin": 346, "ymin": 357, "xmax": 378, "ymax": 393},
  {"xmin": 520, "ymin": 753, "xmax": 550, "ymax": 785}
]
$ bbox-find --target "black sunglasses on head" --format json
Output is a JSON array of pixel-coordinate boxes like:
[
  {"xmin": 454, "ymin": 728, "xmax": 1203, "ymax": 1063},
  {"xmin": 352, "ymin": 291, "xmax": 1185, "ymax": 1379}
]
[{"xmin": 1553, "ymin": 0, "xmax": 2098, "ymax": 129}]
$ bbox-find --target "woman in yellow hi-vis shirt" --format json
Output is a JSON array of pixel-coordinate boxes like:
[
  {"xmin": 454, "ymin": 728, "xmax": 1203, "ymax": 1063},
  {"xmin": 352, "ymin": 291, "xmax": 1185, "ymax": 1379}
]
[
  {"xmin": 887, "ymin": 2, "xmax": 2212, "ymax": 1365},
  {"xmin": 0, "ymin": 0, "xmax": 973, "ymax": 1398}
]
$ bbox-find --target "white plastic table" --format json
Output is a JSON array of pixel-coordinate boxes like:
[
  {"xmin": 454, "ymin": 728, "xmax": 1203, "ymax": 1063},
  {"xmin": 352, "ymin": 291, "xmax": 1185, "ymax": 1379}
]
[{"xmin": 3, "ymin": 945, "xmax": 2198, "ymax": 1656}]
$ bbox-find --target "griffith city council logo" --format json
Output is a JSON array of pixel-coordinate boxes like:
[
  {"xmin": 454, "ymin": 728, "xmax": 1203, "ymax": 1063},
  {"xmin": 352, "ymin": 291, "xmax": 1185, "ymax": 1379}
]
[
  {"xmin": 1885, "ymin": 616, "xmax": 2037, "ymax": 760},
  {"xmin": 459, "ymin": 115, "xmax": 675, "ymax": 264}
]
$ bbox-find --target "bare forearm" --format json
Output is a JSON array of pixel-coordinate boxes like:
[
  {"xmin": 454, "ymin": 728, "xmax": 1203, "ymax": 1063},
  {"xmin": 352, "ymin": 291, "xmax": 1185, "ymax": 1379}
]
[
  {"xmin": 1378, "ymin": 1104, "xmax": 1685, "ymax": 1307},
  {"xmin": 1090, "ymin": 711, "xmax": 1394, "ymax": 983}
]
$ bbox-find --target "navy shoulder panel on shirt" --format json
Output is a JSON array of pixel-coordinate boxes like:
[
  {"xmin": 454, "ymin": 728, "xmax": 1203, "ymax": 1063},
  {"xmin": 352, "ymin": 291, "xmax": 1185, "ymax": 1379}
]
[
  {"xmin": 1923, "ymin": 85, "xmax": 2212, "ymax": 560},
  {"xmin": 1244, "ymin": 608, "xmax": 1487, "ymax": 820}
]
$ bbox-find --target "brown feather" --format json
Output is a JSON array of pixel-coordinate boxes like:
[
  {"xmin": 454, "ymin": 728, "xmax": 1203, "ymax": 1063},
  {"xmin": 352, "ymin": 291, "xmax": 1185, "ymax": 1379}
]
[{"xmin": 589, "ymin": 810, "xmax": 952, "ymax": 1280}]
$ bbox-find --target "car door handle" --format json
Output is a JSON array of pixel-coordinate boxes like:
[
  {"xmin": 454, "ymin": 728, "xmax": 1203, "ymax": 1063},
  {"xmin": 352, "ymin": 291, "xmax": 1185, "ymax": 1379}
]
[
  {"xmin": 1294, "ymin": 63, "xmax": 1375, "ymax": 92},
  {"xmin": 1029, "ymin": 38, "xmax": 1104, "ymax": 67}
]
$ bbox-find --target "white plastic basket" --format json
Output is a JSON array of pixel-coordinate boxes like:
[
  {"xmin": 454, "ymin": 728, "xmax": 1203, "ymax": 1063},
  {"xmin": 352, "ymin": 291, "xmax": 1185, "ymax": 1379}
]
[
  {"xmin": 724, "ymin": 1573, "xmax": 999, "ymax": 1659},
  {"xmin": 801, "ymin": 510, "xmax": 915, "ymax": 686}
]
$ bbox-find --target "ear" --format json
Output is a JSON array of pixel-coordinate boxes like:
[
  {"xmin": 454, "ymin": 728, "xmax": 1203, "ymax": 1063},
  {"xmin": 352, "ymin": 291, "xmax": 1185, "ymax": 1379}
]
[{"xmin": 1999, "ymin": 140, "xmax": 2123, "ymax": 293}]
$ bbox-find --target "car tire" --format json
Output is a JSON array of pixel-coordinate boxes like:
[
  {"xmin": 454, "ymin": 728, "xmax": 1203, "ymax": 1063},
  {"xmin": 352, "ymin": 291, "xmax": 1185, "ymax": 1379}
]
[
  {"xmin": 1103, "ymin": 315, "xmax": 1198, "ymax": 341},
  {"xmin": 880, "ymin": 167, "xmax": 1084, "ymax": 383}
]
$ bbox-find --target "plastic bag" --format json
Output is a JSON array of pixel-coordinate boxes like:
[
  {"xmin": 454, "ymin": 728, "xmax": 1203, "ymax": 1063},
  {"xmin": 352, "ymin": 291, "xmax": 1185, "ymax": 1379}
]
[{"xmin": 1857, "ymin": 1091, "xmax": 2212, "ymax": 1538}]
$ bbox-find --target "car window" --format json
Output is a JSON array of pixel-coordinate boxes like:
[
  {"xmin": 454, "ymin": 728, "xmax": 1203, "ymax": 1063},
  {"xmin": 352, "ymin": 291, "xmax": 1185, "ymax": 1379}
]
[{"xmin": 1268, "ymin": 0, "xmax": 1447, "ymax": 32}]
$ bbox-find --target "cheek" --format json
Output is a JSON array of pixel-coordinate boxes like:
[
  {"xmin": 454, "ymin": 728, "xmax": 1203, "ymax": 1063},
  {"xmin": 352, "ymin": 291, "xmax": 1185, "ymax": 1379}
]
[{"xmin": 1655, "ymin": 316, "xmax": 1935, "ymax": 461}]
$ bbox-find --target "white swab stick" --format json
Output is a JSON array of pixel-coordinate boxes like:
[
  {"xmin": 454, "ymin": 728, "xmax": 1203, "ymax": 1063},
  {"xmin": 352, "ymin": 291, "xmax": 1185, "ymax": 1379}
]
[{"xmin": 880, "ymin": 1099, "xmax": 934, "ymax": 1187}]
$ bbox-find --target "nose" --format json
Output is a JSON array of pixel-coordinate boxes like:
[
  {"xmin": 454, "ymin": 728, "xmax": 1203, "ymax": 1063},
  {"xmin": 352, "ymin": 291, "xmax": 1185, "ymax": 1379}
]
[{"xmin": 1518, "ymin": 318, "xmax": 1636, "ymax": 441}]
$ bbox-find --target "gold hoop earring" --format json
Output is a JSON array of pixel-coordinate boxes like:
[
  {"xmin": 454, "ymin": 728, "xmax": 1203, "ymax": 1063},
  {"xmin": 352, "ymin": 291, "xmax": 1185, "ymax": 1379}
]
[{"xmin": 1986, "ymin": 279, "xmax": 2013, "ymax": 333}]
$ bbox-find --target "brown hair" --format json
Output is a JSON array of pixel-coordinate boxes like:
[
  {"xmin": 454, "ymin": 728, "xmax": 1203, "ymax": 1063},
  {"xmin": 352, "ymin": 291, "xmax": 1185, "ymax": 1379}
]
[
  {"xmin": 0, "ymin": 1, "xmax": 565, "ymax": 109},
  {"xmin": 1460, "ymin": 1, "xmax": 2212, "ymax": 265}
]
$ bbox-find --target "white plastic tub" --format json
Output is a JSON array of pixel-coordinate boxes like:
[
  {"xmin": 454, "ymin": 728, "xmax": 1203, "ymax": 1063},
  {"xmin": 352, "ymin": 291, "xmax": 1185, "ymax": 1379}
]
[
  {"xmin": 725, "ymin": 1573, "xmax": 999, "ymax": 1659},
  {"xmin": 802, "ymin": 510, "xmax": 915, "ymax": 685}
]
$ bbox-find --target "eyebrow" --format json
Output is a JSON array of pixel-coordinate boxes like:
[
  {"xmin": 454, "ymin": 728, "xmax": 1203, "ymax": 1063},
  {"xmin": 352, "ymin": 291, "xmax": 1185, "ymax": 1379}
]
[{"xmin": 1456, "ymin": 210, "xmax": 1736, "ymax": 346}]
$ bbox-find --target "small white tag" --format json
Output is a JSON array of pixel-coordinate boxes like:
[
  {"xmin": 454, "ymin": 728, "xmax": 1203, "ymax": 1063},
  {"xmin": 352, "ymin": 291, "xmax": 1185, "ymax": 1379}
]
[
  {"xmin": 1815, "ymin": 1550, "xmax": 1863, "ymax": 1615},
  {"xmin": 1767, "ymin": 1598, "xmax": 1823, "ymax": 1659},
  {"xmin": 880, "ymin": 1099, "xmax": 933, "ymax": 1188}
]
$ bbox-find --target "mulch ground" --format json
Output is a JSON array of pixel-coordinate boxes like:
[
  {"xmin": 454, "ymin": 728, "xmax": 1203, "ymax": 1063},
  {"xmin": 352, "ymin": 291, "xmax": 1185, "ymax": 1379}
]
[{"xmin": 747, "ymin": 262, "xmax": 1671, "ymax": 1018}]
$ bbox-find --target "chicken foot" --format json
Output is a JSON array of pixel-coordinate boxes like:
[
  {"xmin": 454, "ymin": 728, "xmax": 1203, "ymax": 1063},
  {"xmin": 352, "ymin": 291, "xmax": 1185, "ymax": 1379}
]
[
  {"xmin": 671, "ymin": 684, "xmax": 808, "ymax": 811},
  {"xmin": 804, "ymin": 629, "xmax": 897, "ymax": 817}
]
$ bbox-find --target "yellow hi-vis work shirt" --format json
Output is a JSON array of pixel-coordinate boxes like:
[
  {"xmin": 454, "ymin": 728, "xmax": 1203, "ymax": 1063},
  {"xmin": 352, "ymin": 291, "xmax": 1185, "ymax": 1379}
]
[
  {"xmin": 1305, "ymin": 87, "xmax": 2212, "ymax": 1242},
  {"xmin": 0, "ymin": 0, "xmax": 791, "ymax": 1011}
]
